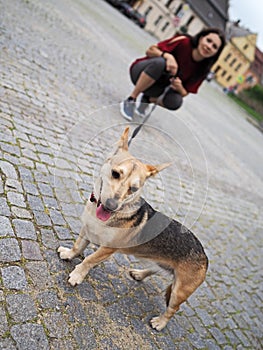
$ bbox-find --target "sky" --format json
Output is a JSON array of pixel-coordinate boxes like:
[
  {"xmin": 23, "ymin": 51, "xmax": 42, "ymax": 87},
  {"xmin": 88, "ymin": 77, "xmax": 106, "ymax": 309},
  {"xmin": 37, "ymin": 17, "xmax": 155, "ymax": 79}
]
[{"xmin": 229, "ymin": 0, "xmax": 263, "ymax": 51}]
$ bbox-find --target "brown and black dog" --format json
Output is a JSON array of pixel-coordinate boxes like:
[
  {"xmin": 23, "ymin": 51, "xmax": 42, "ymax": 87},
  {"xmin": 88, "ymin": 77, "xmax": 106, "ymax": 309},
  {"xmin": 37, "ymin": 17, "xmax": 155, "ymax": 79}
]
[{"xmin": 58, "ymin": 127, "xmax": 208, "ymax": 331}]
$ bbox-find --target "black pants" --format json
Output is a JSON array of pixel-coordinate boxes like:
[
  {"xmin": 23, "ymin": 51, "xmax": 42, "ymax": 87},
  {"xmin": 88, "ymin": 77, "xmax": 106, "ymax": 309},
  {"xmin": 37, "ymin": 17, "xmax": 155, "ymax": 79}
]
[{"xmin": 130, "ymin": 57, "xmax": 183, "ymax": 110}]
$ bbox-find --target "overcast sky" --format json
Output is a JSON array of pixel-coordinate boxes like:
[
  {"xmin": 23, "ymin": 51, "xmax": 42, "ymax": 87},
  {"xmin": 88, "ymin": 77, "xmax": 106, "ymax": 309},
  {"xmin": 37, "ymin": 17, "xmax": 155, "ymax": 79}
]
[{"xmin": 229, "ymin": 0, "xmax": 263, "ymax": 51}]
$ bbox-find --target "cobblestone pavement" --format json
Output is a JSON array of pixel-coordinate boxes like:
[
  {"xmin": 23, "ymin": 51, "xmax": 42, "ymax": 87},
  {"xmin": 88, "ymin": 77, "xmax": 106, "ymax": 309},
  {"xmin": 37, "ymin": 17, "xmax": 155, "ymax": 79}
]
[{"xmin": 0, "ymin": 0, "xmax": 262, "ymax": 349}]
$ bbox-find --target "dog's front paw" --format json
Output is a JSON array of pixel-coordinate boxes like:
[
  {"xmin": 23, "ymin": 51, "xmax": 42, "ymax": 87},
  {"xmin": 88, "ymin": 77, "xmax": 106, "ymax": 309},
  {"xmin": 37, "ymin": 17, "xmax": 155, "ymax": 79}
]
[
  {"xmin": 68, "ymin": 265, "xmax": 86, "ymax": 286},
  {"xmin": 57, "ymin": 246, "xmax": 75, "ymax": 260},
  {"xmin": 129, "ymin": 269, "xmax": 145, "ymax": 281},
  {"xmin": 150, "ymin": 315, "xmax": 168, "ymax": 331}
]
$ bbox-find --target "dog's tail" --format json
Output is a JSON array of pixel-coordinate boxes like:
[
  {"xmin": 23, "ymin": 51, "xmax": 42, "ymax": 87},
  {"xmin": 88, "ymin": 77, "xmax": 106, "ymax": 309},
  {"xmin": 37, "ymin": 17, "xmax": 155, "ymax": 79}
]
[{"xmin": 165, "ymin": 284, "xmax": 172, "ymax": 306}]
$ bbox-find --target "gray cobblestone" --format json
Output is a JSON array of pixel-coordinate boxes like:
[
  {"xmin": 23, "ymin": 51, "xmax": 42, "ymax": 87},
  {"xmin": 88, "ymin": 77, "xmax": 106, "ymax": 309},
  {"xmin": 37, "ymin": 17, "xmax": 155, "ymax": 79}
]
[
  {"xmin": 13, "ymin": 218, "xmax": 37, "ymax": 239},
  {"xmin": 22, "ymin": 240, "xmax": 43, "ymax": 260},
  {"xmin": 26, "ymin": 261, "xmax": 52, "ymax": 290},
  {"xmin": 1, "ymin": 266, "xmax": 27, "ymax": 290},
  {"xmin": 0, "ymin": 216, "xmax": 15, "ymax": 237},
  {"xmin": 0, "ymin": 238, "xmax": 21, "ymax": 262},
  {"xmin": 44, "ymin": 312, "xmax": 70, "ymax": 338},
  {"xmin": 10, "ymin": 324, "xmax": 49, "ymax": 350},
  {"xmin": 6, "ymin": 293, "xmax": 37, "ymax": 322},
  {"xmin": 0, "ymin": 197, "xmax": 11, "ymax": 216}
]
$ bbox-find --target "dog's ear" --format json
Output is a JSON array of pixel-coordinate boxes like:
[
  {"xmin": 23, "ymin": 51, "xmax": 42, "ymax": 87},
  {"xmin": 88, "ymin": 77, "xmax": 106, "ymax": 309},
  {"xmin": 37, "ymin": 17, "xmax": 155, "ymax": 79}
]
[
  {"xmin": 115, "ymin": 127, "xmax": 129, "ymax": 152},
  {"xmin": 145, "ymin": 162, "xmax": 171, "ymax": 177}
]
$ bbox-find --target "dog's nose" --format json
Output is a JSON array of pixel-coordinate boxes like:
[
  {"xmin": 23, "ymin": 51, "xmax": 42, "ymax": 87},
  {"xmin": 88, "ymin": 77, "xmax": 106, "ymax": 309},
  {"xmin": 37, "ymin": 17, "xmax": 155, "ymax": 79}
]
[{"xmin": 105, "ymin": 198, "xmax": 118, "ymax": 211}]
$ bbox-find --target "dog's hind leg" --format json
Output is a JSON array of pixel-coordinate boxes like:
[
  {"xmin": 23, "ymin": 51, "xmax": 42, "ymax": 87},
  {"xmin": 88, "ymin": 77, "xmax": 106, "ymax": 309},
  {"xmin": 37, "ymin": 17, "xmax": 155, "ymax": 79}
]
[
  {"xmin": 68, "ymin": 246, "xmax": 117, "ymax": 286},
  {"xmin": 58, "ymin": 226, "xmax": 90, "ymax": 260},
  {"xmin": 129, "ymin": 268, "xmax": 156, "ymax": 281},
  {"xmin": 150, "ymin": 263, "xmax": 207, "ymax": 331}
]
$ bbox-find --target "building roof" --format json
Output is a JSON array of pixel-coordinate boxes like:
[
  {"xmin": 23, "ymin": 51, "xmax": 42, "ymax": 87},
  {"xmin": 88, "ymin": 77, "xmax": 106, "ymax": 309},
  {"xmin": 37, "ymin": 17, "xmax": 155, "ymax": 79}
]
[
  {"xmin": 186, "ymin": 0, "xmax": 229, "ymax": 31},
  {"xmin": 226, "ymin": 21, "xmax": 255, "ymax": 41}
]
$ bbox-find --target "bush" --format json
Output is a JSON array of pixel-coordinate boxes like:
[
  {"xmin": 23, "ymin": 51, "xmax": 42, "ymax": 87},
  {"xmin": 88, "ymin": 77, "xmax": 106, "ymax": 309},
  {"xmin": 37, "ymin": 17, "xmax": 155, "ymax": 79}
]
[{"xmin": 238, "ymin": 85, "xmax": 263, "ymax": 117}]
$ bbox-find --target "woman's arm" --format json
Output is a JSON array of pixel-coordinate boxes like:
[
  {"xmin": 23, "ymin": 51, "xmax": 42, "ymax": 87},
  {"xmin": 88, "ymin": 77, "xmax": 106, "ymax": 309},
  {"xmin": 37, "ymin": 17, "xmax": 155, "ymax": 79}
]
[
  {"xmin": 170, "ymin": 77, "xmax": 188, "ymax": 97},
  {"xmin": 145, "ymin": 44, "xmax": 178, "ymax": 76}
]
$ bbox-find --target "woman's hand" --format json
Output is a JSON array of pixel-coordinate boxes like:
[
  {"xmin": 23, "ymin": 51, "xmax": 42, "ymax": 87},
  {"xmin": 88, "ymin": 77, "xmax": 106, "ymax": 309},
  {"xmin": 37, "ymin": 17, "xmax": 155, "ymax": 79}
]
[
  {"xmin": 163, "ymin": 53, "xmax": 178, "ymax": 76},
  {"xmin": 170, "ymin": 77, "xmax": 188, "ymax": 97}
]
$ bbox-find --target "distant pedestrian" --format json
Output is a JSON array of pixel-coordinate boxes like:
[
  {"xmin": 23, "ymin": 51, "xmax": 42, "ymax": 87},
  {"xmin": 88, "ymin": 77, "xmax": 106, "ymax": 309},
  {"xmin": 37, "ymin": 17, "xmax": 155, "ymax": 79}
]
[{"xmin": 120, "ymin": 27, "xmax": 226, "ymax": 121}]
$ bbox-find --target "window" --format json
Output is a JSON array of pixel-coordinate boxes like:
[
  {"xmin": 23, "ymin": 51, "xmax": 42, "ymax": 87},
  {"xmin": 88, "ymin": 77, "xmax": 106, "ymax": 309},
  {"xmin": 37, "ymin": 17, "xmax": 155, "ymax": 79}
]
[
  {"xmin": 186, "ymin": 15, "xmax": 194, "ymax": 26},
  {"xmin": 165, "ymin": 0, "xmax": 173, "ymax": 8},
  {"xmin": 224, "ymin": 53, "xmax": 232, "ymax": 62},
  {"xmin": 221, "ymin": 70, "xmax": 226, "ymax": 77},
  {"xmin": 226, "ymin": 75, "xmax": 232, "ymax": 82},
  {"xmin": 229, "ymin": 58, "xmax": 237, "ymax": 67},
  {"xmin": 144, "ymin": 6, "xmax": 152, "ymax": 17},
  {"xmin": 235, "ymin": 63, "xmax": 242, "ymax": 72},
  {"xmin": 154, "ymin": 15, "xmax": 163, "ymax": 26},
  {"xmin": 214, "ymin": 65, "xmax": 221, "ymax": 73},
  {"xmin": 174, "ymin": 4, "xmax": 183, "ymax": 16},
  {"xmin": 161, "ymin": 22, "xmax": 170, "ymax": 32},
  {"xmin": 243, "ymin": 44, "xmax": 248, "ymax": 50}
]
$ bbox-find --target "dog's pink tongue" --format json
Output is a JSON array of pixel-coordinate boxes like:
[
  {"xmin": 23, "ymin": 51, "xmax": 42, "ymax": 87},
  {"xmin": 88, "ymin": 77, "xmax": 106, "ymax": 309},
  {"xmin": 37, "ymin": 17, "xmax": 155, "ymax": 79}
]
[{"xmin": 96, "ymin": 204, "xmax": 111, "ymax": 222}]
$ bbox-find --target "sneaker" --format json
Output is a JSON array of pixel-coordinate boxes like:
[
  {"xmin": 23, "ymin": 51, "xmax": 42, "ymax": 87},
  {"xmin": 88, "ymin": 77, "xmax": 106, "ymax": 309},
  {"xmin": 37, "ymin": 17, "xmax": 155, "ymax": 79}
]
[
  {"xmin": 135, "ymin": 94, "xmax": 152, "ymax": 118},
  {"xmin": 120, "ymin": 98, "xmax": 135, "ymax": 121}
]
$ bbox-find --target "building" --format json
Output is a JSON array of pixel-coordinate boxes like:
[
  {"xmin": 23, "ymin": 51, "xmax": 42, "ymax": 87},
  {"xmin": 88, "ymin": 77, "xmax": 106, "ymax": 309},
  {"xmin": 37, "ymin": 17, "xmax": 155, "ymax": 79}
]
[
  {"xmin": 133, "ymin": 0, "xmax": 228, "ymax": 40},
  {"xmin": 212, "ymin": 21, "xmax": 257, "ymax": 91}
]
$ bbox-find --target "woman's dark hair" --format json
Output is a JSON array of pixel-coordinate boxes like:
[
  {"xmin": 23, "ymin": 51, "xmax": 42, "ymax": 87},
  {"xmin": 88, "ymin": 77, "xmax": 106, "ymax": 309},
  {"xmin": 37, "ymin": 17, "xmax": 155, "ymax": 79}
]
[{"xmin": 191, "ymin": 27, "xmax": 226, "ymax": 77}]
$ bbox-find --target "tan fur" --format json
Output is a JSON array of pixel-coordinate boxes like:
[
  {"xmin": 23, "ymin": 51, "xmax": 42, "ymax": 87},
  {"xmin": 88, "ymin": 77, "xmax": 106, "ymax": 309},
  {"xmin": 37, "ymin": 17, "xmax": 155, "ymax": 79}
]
[{"xmin": 58, "ymin": 127, "xmax": 207, "ymax": 331}]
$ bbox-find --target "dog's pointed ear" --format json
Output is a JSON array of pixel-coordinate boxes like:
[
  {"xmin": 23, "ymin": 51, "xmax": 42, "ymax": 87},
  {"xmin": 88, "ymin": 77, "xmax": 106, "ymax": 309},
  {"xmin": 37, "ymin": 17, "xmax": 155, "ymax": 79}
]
[
  {"xmin": 115, "ymin": 127, "xmax": 130, "ymax": 152},
  {"xmin": 145, "ymin": 162, "xmax": 171, "ymax": 178}
]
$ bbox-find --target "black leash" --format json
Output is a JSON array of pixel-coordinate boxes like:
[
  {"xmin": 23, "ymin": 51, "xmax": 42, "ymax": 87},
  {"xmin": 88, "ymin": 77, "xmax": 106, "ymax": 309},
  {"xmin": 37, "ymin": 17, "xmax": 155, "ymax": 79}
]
[
  {"xmin": 127, "ymin": 85, "xmax": 172, "ymax": 146},
  {"xmin": 128, "ymin": 104, "xmax": 156, "ymax": 146}
]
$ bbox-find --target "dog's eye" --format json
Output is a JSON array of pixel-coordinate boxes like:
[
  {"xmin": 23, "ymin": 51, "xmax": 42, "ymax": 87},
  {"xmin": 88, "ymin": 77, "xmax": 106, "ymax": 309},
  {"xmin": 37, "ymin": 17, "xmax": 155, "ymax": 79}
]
[
  {"xmin": 130, "ymin": 186, "xmax": 138, "ymax": 193},
  {"xmin": 112, "ymin": 170, "xmax": 120, "ymax": 179}
]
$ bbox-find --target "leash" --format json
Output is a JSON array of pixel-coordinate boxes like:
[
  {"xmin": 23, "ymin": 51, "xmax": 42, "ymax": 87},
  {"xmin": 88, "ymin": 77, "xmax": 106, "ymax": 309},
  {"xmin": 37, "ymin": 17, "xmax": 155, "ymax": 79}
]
[
  {"xmin": 128, "ymin": 85, "xmax": 173, "ymax": 146},
  {"xmin": 128, "ymin": 85, "xmax": 171, "ymax": 146},
  {"xmin": 128, "ymin": 104, "xmax": 156, "ymax": 146}
]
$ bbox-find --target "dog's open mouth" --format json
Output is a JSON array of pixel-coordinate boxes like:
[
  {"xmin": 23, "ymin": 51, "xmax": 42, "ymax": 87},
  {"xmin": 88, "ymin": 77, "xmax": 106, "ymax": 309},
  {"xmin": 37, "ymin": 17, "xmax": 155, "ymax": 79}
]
[{"xmin": 96, "ymin": 201, "xmax": 112, "ymax": 222}]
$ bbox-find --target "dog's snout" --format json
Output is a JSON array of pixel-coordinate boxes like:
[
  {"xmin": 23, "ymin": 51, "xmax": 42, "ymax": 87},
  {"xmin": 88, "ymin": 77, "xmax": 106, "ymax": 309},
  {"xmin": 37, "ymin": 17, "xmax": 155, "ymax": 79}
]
[{"xmin": 105, "ymin": 198, "xmax": 118, "ymax": 211}]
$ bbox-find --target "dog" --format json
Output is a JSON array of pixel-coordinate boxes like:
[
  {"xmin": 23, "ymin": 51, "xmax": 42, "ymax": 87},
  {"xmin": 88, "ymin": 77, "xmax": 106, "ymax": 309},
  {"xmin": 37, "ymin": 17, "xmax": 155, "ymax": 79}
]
[{"xmin": 58, "ymin": 127, "xmax": 208, "ymax": 331}]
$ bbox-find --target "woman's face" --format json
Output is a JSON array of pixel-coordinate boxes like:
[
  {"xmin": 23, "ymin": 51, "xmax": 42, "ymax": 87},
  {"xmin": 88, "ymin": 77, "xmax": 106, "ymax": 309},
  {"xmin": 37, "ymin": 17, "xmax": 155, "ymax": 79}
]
[{"xmin": 197, "ymin": 33, "xmax": 222, "ymax": 58}]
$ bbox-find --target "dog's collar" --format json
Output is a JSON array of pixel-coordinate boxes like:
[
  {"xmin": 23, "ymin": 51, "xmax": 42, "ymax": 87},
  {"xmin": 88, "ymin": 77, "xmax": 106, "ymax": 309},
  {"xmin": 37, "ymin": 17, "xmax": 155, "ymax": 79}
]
[{"xmin": 89, "ymin": 192, "xmax": 97, "ymax": 204}]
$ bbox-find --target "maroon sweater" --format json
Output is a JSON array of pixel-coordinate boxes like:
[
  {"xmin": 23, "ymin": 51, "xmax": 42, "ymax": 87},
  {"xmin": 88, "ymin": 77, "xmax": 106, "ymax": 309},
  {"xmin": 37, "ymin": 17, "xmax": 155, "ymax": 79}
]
[{"xmin": 130, "ymin": 36, "xmax": 206, "ymax": 93}]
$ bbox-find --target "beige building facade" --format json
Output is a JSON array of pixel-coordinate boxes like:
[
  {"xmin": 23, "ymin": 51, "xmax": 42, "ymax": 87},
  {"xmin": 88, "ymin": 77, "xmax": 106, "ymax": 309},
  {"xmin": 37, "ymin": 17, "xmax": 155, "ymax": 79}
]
[
  {"xmin": 212, "ymin": 30, "xmax": 257, "ymax": 90},
  {"xmin": 134, "ymin": 0, "xmax": 207, "ymax": 40}
]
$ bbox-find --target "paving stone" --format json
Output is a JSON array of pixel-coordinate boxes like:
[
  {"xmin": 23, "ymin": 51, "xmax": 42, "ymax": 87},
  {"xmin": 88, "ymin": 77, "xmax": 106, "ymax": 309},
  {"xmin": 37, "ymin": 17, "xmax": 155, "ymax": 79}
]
[
  {"xmin": 0, "ymin": 305, "xmax": 9, "ymax": 336},
  {"xmin": 11, "ymin": 206, "xmax": 32, "ymax": 219},
  {"xmin": 6, "ymin": 293, "xmax": 37, "ymax": 322},
  {"xmin": 7, "ymin": 191, "xmax": 26, "ymax": 207},
  {"xmin": 38, "ymin": 182, "xmax": 53, "ymax": 196},
  {"xmin": 49, "ymin": 339, "xmax": 76, "ymax": 350},
  {"xmin": 0, "ymin": 215, "xmax": 15, "ymax": 237},
  {"xmin": 0, "ymin": 338, "xmax": 17, "ymax": 350},
  {"xmin": 10, "ymin": 323, "xmax": 49, "ymax": 350},
  {"xmin": 26, "ymin": 261, "xmax": 52, "ymax": 290},
  {"xmin": 54, "ymin": 226, "xmax": 72, "ymax": 239},
  {"xmin": 22, "ymin": 240, "xmax": 43, "ymax": 260},
  {"xmin": 37, "ymin": 290, "xmax": 61, "ymax": 309},
  {"xmin": 0, "ymin": 238, "xmax": 21, "ymax": 262},
  {"xmin": 5, "ymin": 178, "xmax": 23, "ymax": 192},
  {"xmin": 40, "ymin": 228, "xmax": 58, "ymax": 249},
  {"xmin": 33, "ymin": 210, "xmax": 52, "ymax": 226},
  {"xmin": 0, "ymin": 160, "xmax": 17, "ymax": 179},
  {"xmin": 0, "ymin": 197, "xmax": 11, "ymax": 216},
  {"xmin": 13, "ymin": 218, "xmax": 37, "ymax": 239},
  {"xmin": 49, "ymin": 208, "xmax": 66, "ymax": 225},
  {"xmin": 72, "ymin": 325, "xmax": 97, "ymax": 350},
  {"xmin": 27, "ymin": 194, "xmax": 45, "ymax": 211},
  {"xmin": 1, "ymin": 266, "xmax": 27, "ymax": 290},
  {"xmin": 43, "ymin": 311, "xmax": 70, "ymax": 338}
]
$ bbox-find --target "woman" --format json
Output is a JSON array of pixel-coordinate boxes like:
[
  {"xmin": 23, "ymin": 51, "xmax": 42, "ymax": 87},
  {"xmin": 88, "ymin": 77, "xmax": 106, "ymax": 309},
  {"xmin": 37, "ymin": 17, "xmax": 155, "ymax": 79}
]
[{"xmin": 120, "ymin": 27, "xmax": 226, "ymax": 121}]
